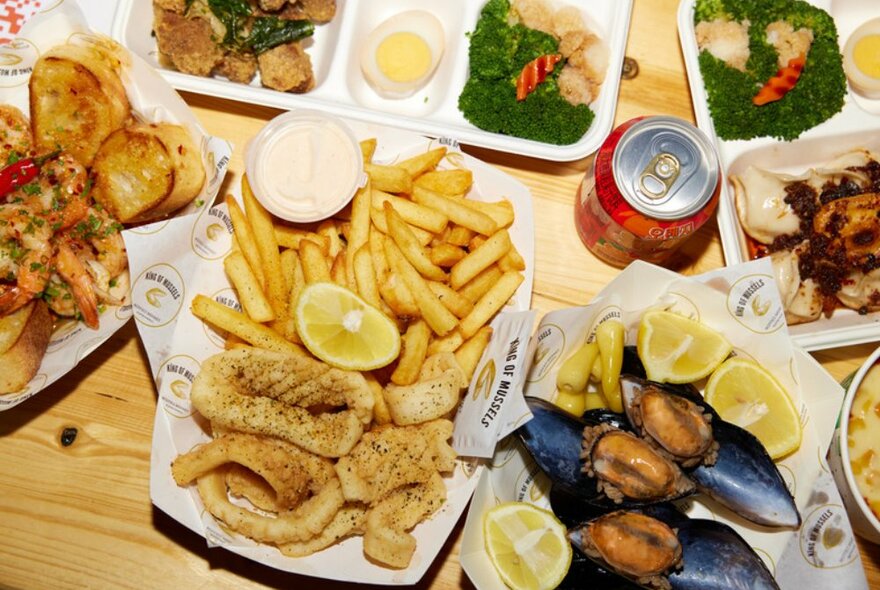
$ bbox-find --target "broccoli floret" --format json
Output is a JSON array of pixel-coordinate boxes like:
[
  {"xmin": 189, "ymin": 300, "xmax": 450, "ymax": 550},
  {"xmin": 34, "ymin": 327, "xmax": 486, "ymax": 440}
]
[
  {"xmin": 695, "ymin": 0, "xmax": 846, "ymax": 141},
  {"xmin": 458, "ymin": 0, "xmax": 594, "ymax": 145}
]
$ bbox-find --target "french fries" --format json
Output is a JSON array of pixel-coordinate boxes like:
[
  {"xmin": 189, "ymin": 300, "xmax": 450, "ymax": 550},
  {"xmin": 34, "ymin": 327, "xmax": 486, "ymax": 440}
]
[{"xmin": 182, "ymin": 140, "xmax": 527, "ymax": 569}]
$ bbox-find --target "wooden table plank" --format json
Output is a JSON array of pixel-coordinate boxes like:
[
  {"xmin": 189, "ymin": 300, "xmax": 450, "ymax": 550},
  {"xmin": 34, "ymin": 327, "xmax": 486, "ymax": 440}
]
[{"xmin": 0, "ymin": 0, "xmax": 877, "ymax": 588}]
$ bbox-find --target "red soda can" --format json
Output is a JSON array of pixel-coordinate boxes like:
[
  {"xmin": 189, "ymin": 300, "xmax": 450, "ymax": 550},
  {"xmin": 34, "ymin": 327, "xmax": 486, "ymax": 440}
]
[{"xmin": 574, "ymin": 116, "xmax": 720, "ymax": 268}]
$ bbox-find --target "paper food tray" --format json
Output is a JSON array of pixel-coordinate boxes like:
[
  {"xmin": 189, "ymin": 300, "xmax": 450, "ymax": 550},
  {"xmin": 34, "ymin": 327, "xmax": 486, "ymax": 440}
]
[
  {"xmin": 677, "ymin": 0, "xmax": 880, "ymax": 351},
  {"xmin": 111, "ymin": 0, "xmax": 632, "ymax": 162},
  {"xmin": 0, "ymin": 0, "xmax": 231, "ymax": 410},
  {"xmin": 133, "ymin": 119, "xmax": 535, "ymax": 585},
  {"xmin": 460, "ymin": 260, "xmax": 848, "ymax": 588}
]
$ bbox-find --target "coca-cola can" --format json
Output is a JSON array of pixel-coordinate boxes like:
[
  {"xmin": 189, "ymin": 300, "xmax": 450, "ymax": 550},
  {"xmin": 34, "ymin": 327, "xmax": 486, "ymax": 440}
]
[{"xmin": 574, "ymin": 116, "xmax": 720, "ymax": 267}]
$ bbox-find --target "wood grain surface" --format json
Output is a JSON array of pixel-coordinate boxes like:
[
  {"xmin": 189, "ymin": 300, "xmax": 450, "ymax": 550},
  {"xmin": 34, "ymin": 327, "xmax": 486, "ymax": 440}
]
[{"xmin": 0, "ymin": 0, "xmax": 878, "ymax": 588}]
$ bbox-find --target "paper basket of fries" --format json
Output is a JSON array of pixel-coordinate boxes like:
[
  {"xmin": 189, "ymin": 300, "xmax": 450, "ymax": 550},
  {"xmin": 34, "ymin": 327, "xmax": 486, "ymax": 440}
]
[
  {"xmin": 0, "ymin": 0, "xmax": 231, "ymax": 410},
  {"xmin": 129, "ymin": 119, "xmax": 535, "ymax": 584}
]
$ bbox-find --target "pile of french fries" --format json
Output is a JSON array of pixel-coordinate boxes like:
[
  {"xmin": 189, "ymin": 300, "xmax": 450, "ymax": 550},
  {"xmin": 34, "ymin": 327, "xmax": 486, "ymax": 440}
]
[
  {"xmin": 193, "ymin": 140, "xmax": 525, "ymax": 390},
  {"xmin": 183, "ymin": 139, "xmax": 526, "ymax": 567}
]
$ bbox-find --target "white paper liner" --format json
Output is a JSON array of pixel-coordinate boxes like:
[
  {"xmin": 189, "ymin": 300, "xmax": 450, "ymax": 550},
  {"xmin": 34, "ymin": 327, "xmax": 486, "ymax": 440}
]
[
  {"xmin": 131, "ymin": 121, "xmax": 535, "ymax": 585},
  {"xmin": 0, "ymin": 0, "xmax": 231, "ymax": 409},
  {"xmin": 460, "ymin": 260, "xmax": 868, "ymax": 589}
]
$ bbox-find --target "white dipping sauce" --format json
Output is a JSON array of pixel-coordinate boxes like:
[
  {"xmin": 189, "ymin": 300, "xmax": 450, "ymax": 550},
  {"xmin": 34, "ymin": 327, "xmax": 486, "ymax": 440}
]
[{"xmin": 247, "ymin": 111, "xmax": 363, "ymax": 222}]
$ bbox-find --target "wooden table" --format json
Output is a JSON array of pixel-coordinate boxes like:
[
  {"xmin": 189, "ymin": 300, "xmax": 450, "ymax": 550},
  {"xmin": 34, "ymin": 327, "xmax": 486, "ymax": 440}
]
[{"xmin": 0, "ymin": 0, "xmax": 878, "ymax": 588}]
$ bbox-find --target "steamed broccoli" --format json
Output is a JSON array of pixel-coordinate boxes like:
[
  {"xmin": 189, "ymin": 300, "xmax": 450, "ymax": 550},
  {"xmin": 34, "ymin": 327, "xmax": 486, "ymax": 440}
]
[
  {"xmin": 695, "ymin": 0, "xmax": 846, "ymax": 141},
  {"xmin": 458, "ymin": 0, "xmax": 594, "ymax": 146}
]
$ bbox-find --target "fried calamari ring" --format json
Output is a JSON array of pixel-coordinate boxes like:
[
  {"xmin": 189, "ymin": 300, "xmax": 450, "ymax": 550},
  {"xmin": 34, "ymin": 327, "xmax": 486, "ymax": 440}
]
[
  {"xmin": 225, "ymin": 463, "xmax": 308, "ymax": 512},
  {"xmin": 363, "ymin": 472, "xmax": 447, "ymax": 569},
  {"xmin": 335, "ymin": 419, "xmax": 456, "ymax": 504},
  {"xmin": 197, "ymin": 469, "xmax": 344, "ymax": 544},
  {"xmin": 173, "ymin": 432, "xmax": 345, "ymax": 543},
  {"xmin": 384, "ymin": 353, "xmax": 468, "ymax": 425},
  {"xmin": 172, "ymin": 432, "xmax": 312, "ymax": 508},
  {"xmin": 190, "ymin": 348, "xmax": 374, "ymax": 457},
  {"xmin": 278, "ymin": 504, "xmax": 368, "ymax": 558}
]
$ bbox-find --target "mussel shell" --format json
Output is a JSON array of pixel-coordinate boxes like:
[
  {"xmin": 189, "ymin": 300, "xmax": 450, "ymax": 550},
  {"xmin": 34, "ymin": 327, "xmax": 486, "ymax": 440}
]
[
  {"xmin": 570, "ymin": 506, "xmax": 781, "ymax": 590},
  {"xmin": 620, "ymin": 376, "xmax": 717, "ymax": 467},
  {"xmin": 659, "ymin": 515, "xmax": 780, "ymax": 590},
  {"xmin": 518, "ymin": 398, "xmax": 696, "ymax": 508},
  {"xmin": 584, "ymin": 426, "xmax": 696, "ymax": 503},
  {"xmin": 618, "ymin": 375, "xmax": 801, "ymax": 529},
  {"xmin": 690, "ymin": 419, "xmax": 801, "ymax": 528},
  {"xmin": 518, "ymin": 397, "xmax": 598, "ymax": 502},
  {"xmin": 569, "ymin": 510, "xmax": 683, "ymax": 589}
]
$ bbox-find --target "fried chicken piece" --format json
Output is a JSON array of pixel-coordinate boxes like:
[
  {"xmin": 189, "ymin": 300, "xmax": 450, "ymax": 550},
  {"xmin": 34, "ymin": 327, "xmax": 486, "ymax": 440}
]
[
  {"xmin": 281, "ymin": 0, "xmax": 336, "ymax": 23},
  {"xmin": 258, "ymin": 41, "xmax": 315, "ymax": 92},
  {"xmin": 216, "ymin": 52, "xmax": 258, "ymax": 84},
  {"xmin": 153, "ymin": 7, "xmax": 224, "ymax": 77},
  {"xmin": 153, "ymin": 0, "xmax": 187, "ymax": 14},
  {"xmin": 258, "ymin": 0, "xmax": 287, "ymax": 11}
]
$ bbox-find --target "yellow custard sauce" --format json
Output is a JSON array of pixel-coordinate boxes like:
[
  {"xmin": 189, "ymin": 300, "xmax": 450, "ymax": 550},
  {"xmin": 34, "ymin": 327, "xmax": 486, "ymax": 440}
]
[{"xmin": 848, "ymin": 362, "xmax": 880, "ymax": 521}]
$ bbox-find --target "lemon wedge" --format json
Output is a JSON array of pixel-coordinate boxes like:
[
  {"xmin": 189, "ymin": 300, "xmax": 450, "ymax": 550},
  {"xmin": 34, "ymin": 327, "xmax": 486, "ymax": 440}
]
[
  {"xmin": 637, "ymin": 310, "xmax": 732, "ymax": 384},
  {"xmin": 294, "ymin": 282, "xmax": 400, "ymax": 371},
  {"xmin": 705, "ymin": 357, "xmax": 802, "ymax": 459},
  {"xmin": 483, "ymin": 502, "xmax": 571, "ymax": 590}
]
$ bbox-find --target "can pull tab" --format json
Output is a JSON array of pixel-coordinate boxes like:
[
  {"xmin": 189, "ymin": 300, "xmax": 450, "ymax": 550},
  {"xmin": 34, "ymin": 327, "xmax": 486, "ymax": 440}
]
[{"xmin": 639, "ymin": 153, "xmax": 680, "ymax": 199}]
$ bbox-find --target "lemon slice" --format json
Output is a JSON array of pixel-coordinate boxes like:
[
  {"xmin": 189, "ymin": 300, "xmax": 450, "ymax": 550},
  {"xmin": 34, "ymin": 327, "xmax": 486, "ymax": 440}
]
[
  {"xmin": 705, "ymin": 357, "xmax": 802, "ymax": 459},
  {"xmin": 637, "ymin": 310, "xmax": 732, "ymax": 383},
  {"xmin": 294, "ymin": 282, "xmax": 400, "ymax": 371},
  {"xmin": 483, "ymin": 502, "xmax": 571, "ymax": 590}
]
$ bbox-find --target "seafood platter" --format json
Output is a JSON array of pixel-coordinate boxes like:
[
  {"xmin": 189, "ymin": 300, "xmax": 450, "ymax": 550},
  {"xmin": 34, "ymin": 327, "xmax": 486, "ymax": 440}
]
[
  {"xmin": 111, "ymin": 0, "xmax": 633, "ymax": 161},
  {"xmin": 461, "ymin": 259, "xmax": 848, "ymax": 590},
  {"xmin": 0, "ymin": 1, "xmax": 230, "ymax": 409},
  {"xmin": 679, "ymin": 0, "xmax": 880, "ymax": 351}
]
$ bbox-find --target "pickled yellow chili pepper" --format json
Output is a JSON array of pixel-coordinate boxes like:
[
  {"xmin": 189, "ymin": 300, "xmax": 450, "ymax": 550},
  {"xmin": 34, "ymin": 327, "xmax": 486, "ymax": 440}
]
[
  {"xmin": 597, "ymin": 319, "xmax": 625, "ymax": 413},
  {"xmin": 556, "ymin": 342, "xmax": 599, "ymax": 394},
  {"xmin": 554, "ymin": 389, "xmax": 587, "ymax": 416},
  {"xmin": 584, "ymin": 390, "xmax": 608, "ymax": 411}
]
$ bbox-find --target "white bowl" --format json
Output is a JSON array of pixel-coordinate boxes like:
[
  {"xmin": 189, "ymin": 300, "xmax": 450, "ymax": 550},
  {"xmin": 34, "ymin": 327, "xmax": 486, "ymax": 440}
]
[{"xmin": 828, "ymin": 345, "xmax": 880, "ymax": 544}]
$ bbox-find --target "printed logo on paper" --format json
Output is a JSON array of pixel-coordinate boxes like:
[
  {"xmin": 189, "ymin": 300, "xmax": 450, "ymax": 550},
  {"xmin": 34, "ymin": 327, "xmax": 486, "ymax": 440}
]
[
  {"xmin": 515, "ymin": 463, "xmax": 551, "ymax": 509},
  {"xmin": 192, "ymin": 205, "xmax": 233, "ymax": 260},
  {"xmin": 0, "ymin": 38, "xmax": 36, "ymax": 88},
  {"xmin": 726, "ymin": 274, "xmax": 785, "ymax": 334},
  {"xmin": 660, "ymin": 293, "xmax": 699, "ymax": 322},
  {"xmin": 203, "ymin": 288, "xmax": 241, "ymax": 348},
  {"xmin": 472, "ymin": 359, "xmax": 495, "ymax": 401},
  {"xmin": 46, "ymin": 318, "xmax": 85, "ymax": 352},
  {"xmin": 588, "ymin": 306, "xmax": 623, "ymax": 339},
  {"xmin": 526, "ymin": 323, "xmax": 564, "ymax": 384},
  {"xmin": 158, "ymin": 355, "xmax": 201, "ymax": 417},
  {"xmin": 132, "ymin": 264, "xmax": 185, "ymax": 328},
  {"xmin": 799, "ymin": 504, "xmax": 859, "ymax": 568}
]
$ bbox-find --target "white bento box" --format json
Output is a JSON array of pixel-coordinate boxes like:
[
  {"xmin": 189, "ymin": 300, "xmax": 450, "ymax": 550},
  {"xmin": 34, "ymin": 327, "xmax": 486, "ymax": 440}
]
[
  {"xmin": 111, "ymin": 0, "xmax": 632, "ymax": 162},
  {"xmin": 678, "ymin": 0, "xmax": 880, "ymax": 351}
]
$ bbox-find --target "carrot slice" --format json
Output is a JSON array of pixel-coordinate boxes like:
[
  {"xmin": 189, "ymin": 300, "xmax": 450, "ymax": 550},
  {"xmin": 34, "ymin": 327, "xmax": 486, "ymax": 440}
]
[
  {"xmin": 516, "ymin": 54, "xmax": 562, "ymax": 101},
  {"xmin": 753, "ymin": 53, "xmax": 806, "ymax": 106}
]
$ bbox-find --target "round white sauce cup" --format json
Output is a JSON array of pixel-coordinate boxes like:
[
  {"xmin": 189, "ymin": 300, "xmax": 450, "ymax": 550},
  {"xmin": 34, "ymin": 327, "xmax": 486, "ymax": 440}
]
[
  {"xmin": 245, "ymin": 110, "xmax": 366, "ymax": 223},
  {"xmin": 828, "ymin": 344, "xmax": 880, "ymax": 544}
]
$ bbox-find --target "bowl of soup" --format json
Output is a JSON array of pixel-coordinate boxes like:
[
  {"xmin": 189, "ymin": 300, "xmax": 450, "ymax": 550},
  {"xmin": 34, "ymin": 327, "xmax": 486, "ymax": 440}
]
[{"xmin": 829, "ymin": 345, "xmax": 880, "ymax": 544}]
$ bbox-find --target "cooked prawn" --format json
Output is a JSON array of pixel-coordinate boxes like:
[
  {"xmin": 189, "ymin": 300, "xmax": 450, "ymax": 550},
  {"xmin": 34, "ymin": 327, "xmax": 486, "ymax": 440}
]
[
  {"xmin": 0, "ymin": 105, "xmax": 33, "ymax": 164},
  {"xmin": 52, "ymin": 240, "xmax": 100, "ymax": 329},
  {"xmin": 0, "ymin": 204, "xmax": 54, "ymax": 315},
  {"xmin": 8, "ymin": 152, "xmax": 90, "ymax": 232}
]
